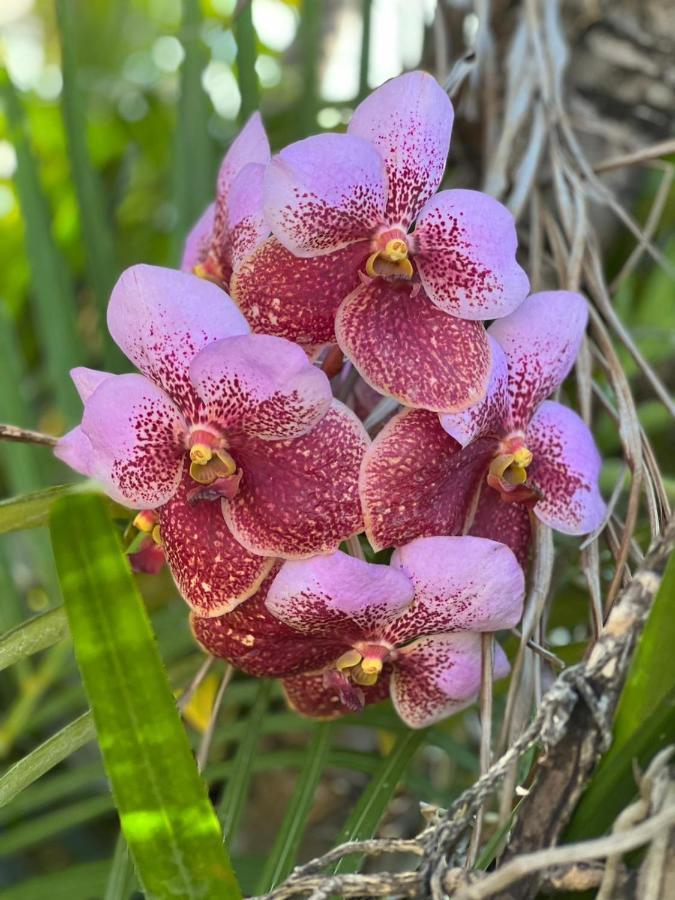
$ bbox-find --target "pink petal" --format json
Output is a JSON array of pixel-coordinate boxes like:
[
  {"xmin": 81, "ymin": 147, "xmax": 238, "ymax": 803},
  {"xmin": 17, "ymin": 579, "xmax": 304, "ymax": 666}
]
[
  {"xmin": 227, "ymin": 163, "xmax": 270, "ymax": 271},
  {"xmin": 391, "ymin": 633, "xmax": 509, "ymax": 728},
  {"xmin": 225, "ymin": 400, "xmax": 368, "ymax": 557},
  {"xmin": 335, "ymin": 281, "xmax": 491, "ymax": 413},
  {"xmin": 181, "ymin": 202, "xmax": 215, "ymax": 272},
  {"xmin": 470, "ymin": 486, "xmax": 532, "ymax": 569},
  {"xmin": 231, "ymin": 237, "xmax": 368, "ymax": 349},
  {"xmin": 360, "ymin": 408, "xmax": 496, "ymax": 551},
  {"xmin": 55, "ymin": 425, "xmax": 96, "ymax": 478},
  {"xmin": 385, "ymin": 536, "xmax": 525, "ymax": 645},
  {"xmin": 215, "ymin": 112, "xmax": 271, "ymax": 213},
  {"xmin": 189, "ymin": 333, "xmax": 332, "ymax": 440},
  {"xmin": 265, "ymin": 551, "xmax": 414, "ymax": 639},
  {"xmin": 282, "ymin": 667, "xmax": 391, "ymax": 719},
  {"xmin": 439, "ymin": 337, "xmax": 509, "ymax": 446},
  {"xmin": 107, "ymin": 264, "xmax": 249, "ymax": 411},
  {"xmin": 488, "ymin": 291, "xmax": 588, "ymax": 428},
  {"xmin": 348, "ymin": 71, "xmax": 453, "ymax": 227},
  {"xmin": 264, "ymin": 132, "xmax": 387, "ymax": 256},
  {"xmin": 526, "ymin": 400, "xmax": 606, "ymax": 534},
  {"xmin": 190, "ymin": 566, "xmax": 347, "ymax": 676},
  {"xmin": 70, "ymin": 367, "xmax": 114, "ymax": 403},
  {"xmin": 413, "ymin": 189, "xmax": 529, "ymax": 319},
  {"xmin": 78, "ymin": 374, "xmax": 186, "ymax": 508},
  {"xmin": 158, "ymin": 470, "xmax": 273, "ymax": 616}
]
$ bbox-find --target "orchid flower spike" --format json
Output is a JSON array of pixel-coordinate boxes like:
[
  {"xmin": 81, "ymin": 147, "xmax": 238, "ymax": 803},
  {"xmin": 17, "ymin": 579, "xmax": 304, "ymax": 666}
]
[
  {"xmin": 55, "ymin": 264, "xmax": 368, "ymax": 616},
  {"xmin": 192, "ymin": 536, "xmax": 525, "ymax": 728},
  {"xmin": 181, "ymin": 112, "xmax": 271, "ymax": 288},
  {"xmin": 361, "ymin": 291, "xmax": 607, "ymax": 565},
  {"xmin": 231, "ymin": 70, "xmax": 529, "ymax": 412}
]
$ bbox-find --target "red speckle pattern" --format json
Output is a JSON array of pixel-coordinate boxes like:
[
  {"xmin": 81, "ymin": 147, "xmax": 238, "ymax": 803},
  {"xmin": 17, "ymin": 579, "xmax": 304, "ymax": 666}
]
[
  {"xmin": 158, "ymin": 470, "xmax": 273, "ymax": 616},
  {"xmin": 282, "ymin": 666, "xmax": 391, "ymax": 720},
  {"xmin": 231, "ymin": 237, "xmax": 368, "ymax": 348},
  {"xmin": 360, "ymin": 408, "xmax": 497, "ymax": 551},
  {"xmin": 224, "ymin": 401, "xmax": 368, "ymax": 557},
  {"xmin": 190, "ymin": 568, "xmax": 346, "ymax": 677},
  {"xmin": 470, "ymin": 486, "xmax": 532, "ymax": 569},
  {"xmin": 335, "ymin": 281, "xmax": 491, "ymax": 413}
]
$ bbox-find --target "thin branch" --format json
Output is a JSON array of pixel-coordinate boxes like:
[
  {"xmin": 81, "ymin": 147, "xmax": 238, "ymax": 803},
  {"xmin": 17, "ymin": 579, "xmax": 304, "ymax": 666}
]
[{"xmin": 0, "ymin": 424, "xmax": 58, "ymax": 447}]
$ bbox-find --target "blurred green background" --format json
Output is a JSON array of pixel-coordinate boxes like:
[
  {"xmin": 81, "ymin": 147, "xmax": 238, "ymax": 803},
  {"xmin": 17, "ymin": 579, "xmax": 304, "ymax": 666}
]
[{"xmin": 0, "ymin": 1, "xmax": 672, "ymax": 897}]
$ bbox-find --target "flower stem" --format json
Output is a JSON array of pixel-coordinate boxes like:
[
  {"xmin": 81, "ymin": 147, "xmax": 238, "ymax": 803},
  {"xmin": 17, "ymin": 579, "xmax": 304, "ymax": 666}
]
[{"xmin": 0, "ymin": 423, "xmax": 58, "ymax": 447}]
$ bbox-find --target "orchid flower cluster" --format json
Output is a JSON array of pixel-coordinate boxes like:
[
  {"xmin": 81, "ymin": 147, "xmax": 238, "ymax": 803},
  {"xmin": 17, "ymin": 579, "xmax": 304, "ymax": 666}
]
[{"xmin": 55, "ymin": 72, "xmax": 606, "ymax": 728}]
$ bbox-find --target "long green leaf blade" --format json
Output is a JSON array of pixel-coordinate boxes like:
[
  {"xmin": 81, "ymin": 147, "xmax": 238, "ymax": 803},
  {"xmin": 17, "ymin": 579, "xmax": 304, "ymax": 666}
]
[
  {"xmin": 234, "ymin": 0, "xmax": 259, "ymax": 123},
  {"xmin": 50, "ymin": 493, "xmax": 240, "ymax": 900},
  {"xmin": 0, "ymin": 607, "xmax": 68, "ymax": 672},
  {"xmin": 257, "ymin": 722, "xmax": 332, "ymax": 892}
]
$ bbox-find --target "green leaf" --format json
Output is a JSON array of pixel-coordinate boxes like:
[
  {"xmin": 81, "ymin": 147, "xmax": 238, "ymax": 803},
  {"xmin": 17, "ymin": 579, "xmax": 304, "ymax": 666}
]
[
  {"xmin": 1, "ymin": 74, "xmax": 82, "ymax": 424},
  {"xmin": 0, "ymin": 484, "xmax": 128, "ymax": 535},
  {"xmin": 218, "ymin": 678, "xmax": 272, "ymax": 844},
  {"xmin": 0, "ymin": 862, "xmax": 111, "ymax": 900},
  {"xmin": 50, "ymin": 493, "xmax": 240, "ymax": 900},
  {"xmin": 56, "ymin": 0, "xmax": 124, "ymax": 371},
  {"xmin": 333, "ymin": 729, "xmax": 426, "ymax": 874},
  {"xmin": 104, "ymin": 832, "xmax": 138, "ymax": 900},
  {"xmin": 257, "ymin": 722, "xmax": 332, "ymax": 892},
  {"xmin": 566, "ymin": 551, "xmax": 675, "ymax": 840},
  {"xmin": 0, "ymin": 793, "xmax": 114, "ymax": 856},
  {"xmin": 0, "ymin": 606, "xmax": 69, "ymax": 672},
  {"xmin": 0, "ymin": 712, "xmax": 95, "ymax": 808},
  {"xmin": 234, "ymin": 1, "xmax": 259, "ymax": 123}
]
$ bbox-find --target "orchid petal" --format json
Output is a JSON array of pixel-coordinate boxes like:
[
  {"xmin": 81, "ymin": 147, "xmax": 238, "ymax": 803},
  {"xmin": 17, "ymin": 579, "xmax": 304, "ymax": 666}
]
[
  {"xmin": 391, "ymin": 633, "xmax": 509, "ymax": 728},
  {"xmin": 470, "ymin": 486, "xmax": 532, "ymax": 569},
  {"xmin": 225, "ymin": 401, "xmax": 368, "ymax": 557},
  {"xmin": 360, "ymin": 408, "xmax": 496, "ymax": 551},
  {"xmin": 488, "ymin": 291, "xmax": 588, "ymax": 428},
  {"xmin": 107, "ymin": 264, "xmax": 249, "ymax": 411},
  {"xmin": 76, "ymin": 374, "xmax": 186, "ymax": 508},
  {"xmin": 227, "ymin": 162, "xmax": 270, "ymax": 271},
  {"xmin": 70, "ymin": 367, "xmax": 114, "ymax": 403},
  {"xmin": 414, "ymin": 189, "xmax": 529, "ymax": 319},
  {"xmin": 265, "ymin": 550, "xmax": 414, "ymax": 639},
  {"xmin": 439, "ymin": 337, "xmax": 509, "ymax": 446},
  {"xmin": 282, "ymin": 668, "xmax": 391, "ymax": 719},
  {"xmin": 264, "ymin": 132, "xmax": 387, "ymax": 256},
  {"xmin": 335, "ymin": 281, "xmax": 491, "ymax": 413},
  {"xmin": 189, "ymin": 333, "xmax": 332, "ymax": 440},
  {"xmin": 231, "ymin": 236, "xmax": 368, "ymax": 348},
  {"xmin": 191, "ymin": 568, "xmax": 347, "ymax": 676},
  {"xmin": 348, "ymin": 71, "xmax": 453, "ymax": 227},
  {"xmin": 526, "ymin": 401, "xmax": 606, "ymax": 534},
  {"xmin": 215, "ymin": 112, "xmax": 271, "ymax": 213},
  {"xmin": 181, "ymin": 202, "xmax": 215, "ymax": 273},
  {"xmin": 385, "ymin": 536, "xmax": 525, "ymax": 645},
  {"xmin": 158, "ymin": 471, "xmax": 273, "ymax": 616}
]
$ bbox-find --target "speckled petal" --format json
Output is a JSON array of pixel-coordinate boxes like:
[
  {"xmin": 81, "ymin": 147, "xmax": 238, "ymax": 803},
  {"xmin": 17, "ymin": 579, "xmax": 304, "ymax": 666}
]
[
  {"xmin": 414, "ymin": 190, "xmax": 529, "ymax": 319},
  {"xmin": 335, "ymin": 281, "xmax": 491, "ymax": 413},
  {"xmin": 348, "ymin": 71, "xmax": 453, "ymax": 228},
  {"xmin": 526, "ymin": 401, "xmax": 606, "ymax": 535},
  {"xmin": 189, "ymin": 333, "xmax": 332, "ymax": 439},
  {"xmin": 181, "ymin": 202, "xmax": 215, "ymax": 272},
  {"xmin": 190, "ymin": 567, "xmax": 347, "ymax": 676},
  {"xmin": 227, "ymin": 163, "xmax": 270, "ymax": 271},
  {"xmin": 360, "ymin": 408, "xmax": 496, "ymax": 551},
  {"xmin": 231, "ymin": 237, "xmax": 368, "ymax": 349},
  {"xmin": 129, "ymin": 538, "xmax": 166, "ymax": 575},
  {"xmin": 159, "ymin": 471, "xmax": 273, "ymax": 616},
  {"xmin": 391, "ymin": 633, "xmax": 509, "ymax": 728},
  {"xmin": 107, "ymin": 264, "xmax": 249, "ymax": 411},
  {"xmin": 54, "ymin": 426, "xmax": 95, "ymax": 479},
  {"xmin": 439, "ymin": 337, "xmax": 509, "ymax": 446},
  {"xmin": 264, "ymin": 132, "xmax": 387, "ymax": 256},
  {"xmin": 469, "ymin": 486, "xmax": 532, "ymax": 569},
  {"xmin": 225, "ymin": 401, "xmax": 368, "ymax": 557},
  {"xmin": 488, "ymin": 291, "xmax": 588, "ymax": 428},
  {"xmin": 78, "ymin": 374, "xmax": 186, "ymax": 508},
  {"xmin": 385, "ymin": 536, "xmax": 525, "ymax": 645},
  {"xmin": 265, "ymin": 551, "xmax": 414, "ymax": 640},
  {"xmin": 70, "ymin": 367, "xmax": 114, "ymax": 403},
  {"xmin": 282, "ymin": 667, "xmax": 391, "ymax": 719}
]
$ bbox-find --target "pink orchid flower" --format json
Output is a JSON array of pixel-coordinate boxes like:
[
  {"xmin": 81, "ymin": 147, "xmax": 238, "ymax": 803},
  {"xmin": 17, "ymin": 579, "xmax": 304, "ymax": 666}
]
[
  {"xmin": 231, "ymin": 71, "xmax": 529, "ymax": 412},
  {"xmin": 192, "ymin": 536, "xmax": 524, "ymax": 728},
  {"xmin": 181, "ymin": 112, "xmax": 271, "ymax": 288},
  {"xmin": 361, "ymin": 291, "xmax": 607, "ymax": 565},
  {"xmin": 55, "ymin": 264, "xmax": 368, "ymax": 616}
]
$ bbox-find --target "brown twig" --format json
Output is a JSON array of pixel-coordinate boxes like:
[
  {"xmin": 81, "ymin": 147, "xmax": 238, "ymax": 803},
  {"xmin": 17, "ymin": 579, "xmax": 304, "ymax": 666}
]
[{"xmin": 0, "ymin": 424, "xmax": 58, "ymax": 447}]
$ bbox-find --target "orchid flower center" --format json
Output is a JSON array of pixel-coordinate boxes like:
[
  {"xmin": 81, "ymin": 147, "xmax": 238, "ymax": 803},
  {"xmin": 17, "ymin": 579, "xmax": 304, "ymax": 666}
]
[
  {"xmin": 365, "ymin": 233, "xmax": 414, "ymax": 281},
  {"xmin": 133, "ymin": 509, "xmax": 163, "ymax": 547},
  {"xmin": 186, "ymin": 428, "xmax": 242, "ymax": 500},
  {"xmin": 487, "ymin": 438, "xmax": 538, "ymax": 505},
  {"xmin": 335, "ymin": 643, "xmax": 388, "ymax": 687}
]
